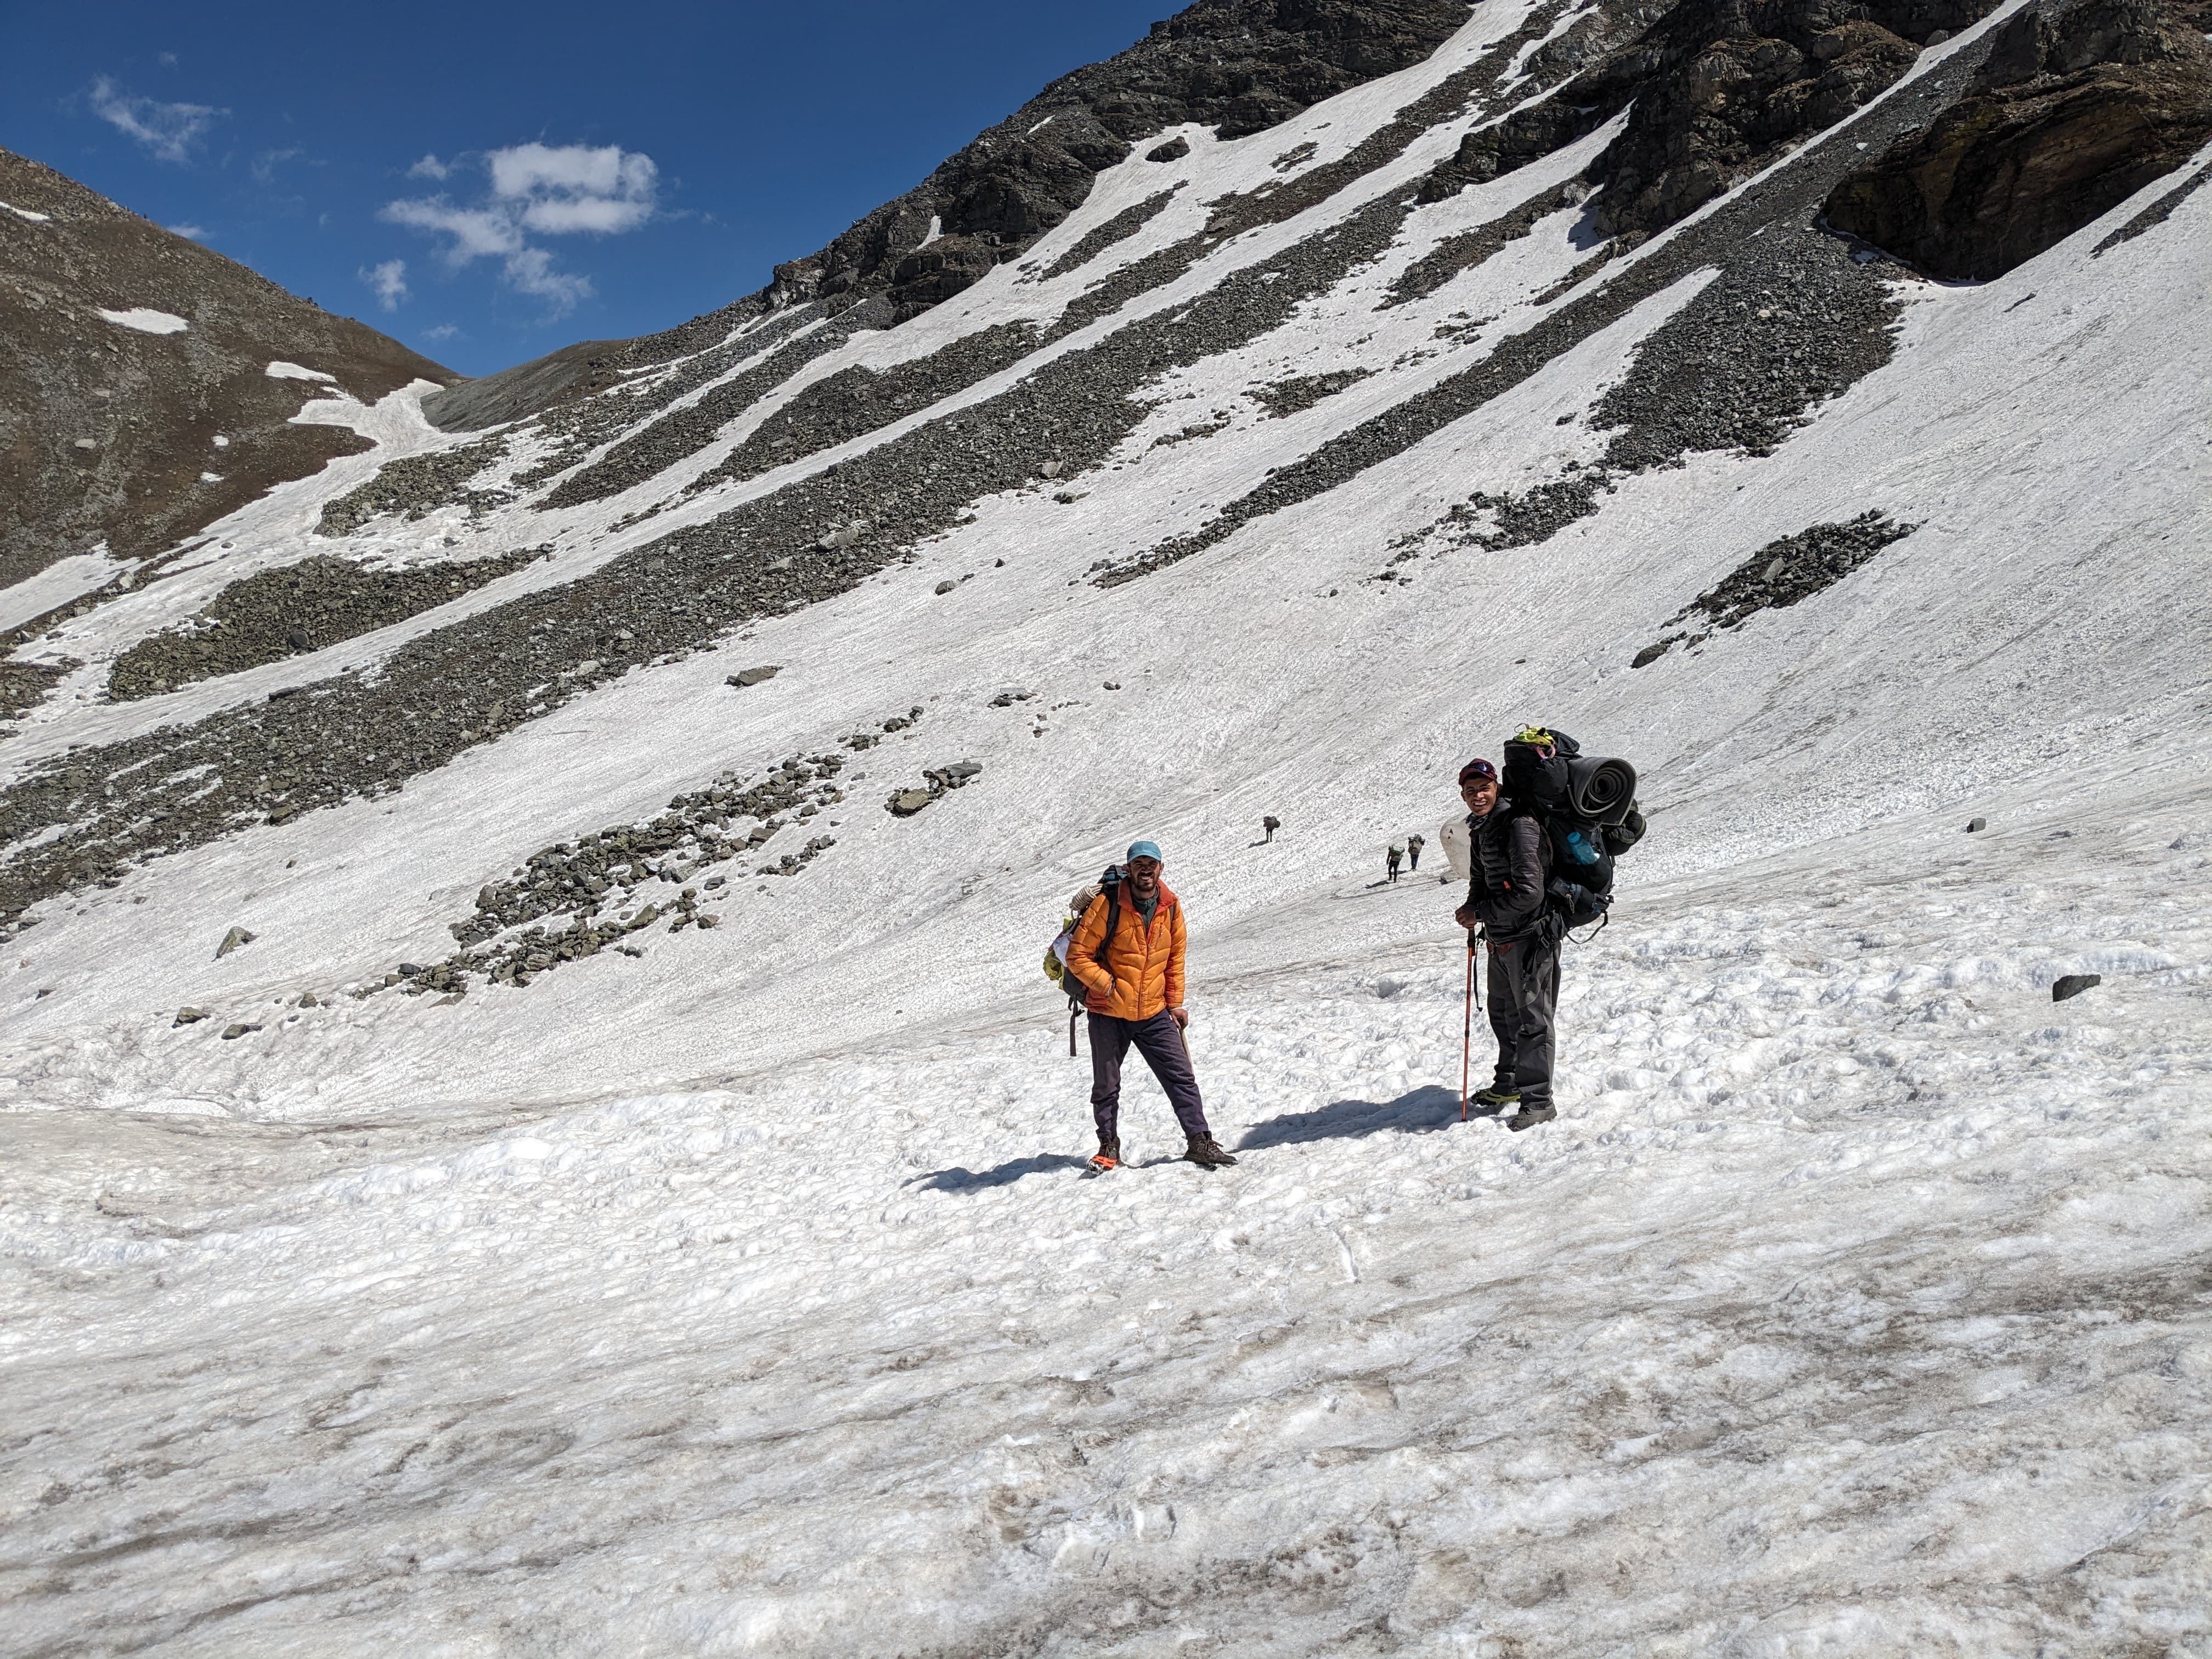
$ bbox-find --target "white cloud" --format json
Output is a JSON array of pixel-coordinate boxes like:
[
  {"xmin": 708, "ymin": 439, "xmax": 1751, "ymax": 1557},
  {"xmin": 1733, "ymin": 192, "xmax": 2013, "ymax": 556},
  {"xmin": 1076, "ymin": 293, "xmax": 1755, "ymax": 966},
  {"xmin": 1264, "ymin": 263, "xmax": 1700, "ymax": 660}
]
[
  {"xmin": 88, "ymin": 75, "xmax": 224, "ymax": 163},
  {"xmin": 488, "ymin": 142, "xmax": 657, "ymax": 234},
  {"xmin": 379, "ymin": 142, "xmax": 654, "ymax": 318},
  {"xmin": 501, "ymin": 246, "xmax": 594, "ymax": 310},
  {"xmin": 251, "ymin": 146, "xmax": 304, "ymax": 185},
  {"xmin": 382, "ymin": 198, "xmax": 523, "ymax": 261},
  {"xmin": 359, "ymin": 258, "xmax": 409, "ymax": 310},
  {"xmin": 422, "ymin": 324, "xmax": 460, "ymax": 342},
  {"xmin": 168, "ymin": 222, "xmax": 210, "ymax": 241}
]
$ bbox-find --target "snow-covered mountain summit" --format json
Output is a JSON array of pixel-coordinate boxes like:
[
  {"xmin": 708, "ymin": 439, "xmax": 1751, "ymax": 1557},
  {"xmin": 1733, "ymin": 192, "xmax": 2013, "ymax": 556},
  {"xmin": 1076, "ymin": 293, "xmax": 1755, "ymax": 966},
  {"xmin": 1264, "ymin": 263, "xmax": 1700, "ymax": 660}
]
[{"xmin": 3, "ymin": 0, "xmax": 2208, "ymax": 1650}]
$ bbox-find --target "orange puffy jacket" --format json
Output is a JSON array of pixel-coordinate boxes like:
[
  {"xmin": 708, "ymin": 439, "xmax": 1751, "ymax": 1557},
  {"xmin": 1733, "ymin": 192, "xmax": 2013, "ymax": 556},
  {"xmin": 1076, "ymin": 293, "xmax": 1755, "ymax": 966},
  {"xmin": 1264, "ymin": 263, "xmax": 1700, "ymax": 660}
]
[{"xmin": 1065, "ymin": 879, "xmax": 1186, "ymax": 1020}]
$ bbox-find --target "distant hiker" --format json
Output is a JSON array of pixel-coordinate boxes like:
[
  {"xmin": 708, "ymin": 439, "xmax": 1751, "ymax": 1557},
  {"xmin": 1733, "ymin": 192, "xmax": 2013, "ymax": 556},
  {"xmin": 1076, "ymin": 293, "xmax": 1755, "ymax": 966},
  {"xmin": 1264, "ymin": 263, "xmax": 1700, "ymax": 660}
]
[
  {"xmin": 1407, "ymin": 832, "xmax": 1425, "ymax": 872},
  {"xmin": 1387, "ymin": 841, "xmax": 1405, "ymax": 883},
  {"xmin": 1065, "ymin": 840, "xmax": 1238, "ymax": 1170},
  {"xmin": 1453, "ymin": 756, "xmax": 1559, "ymax": 1132},
  {"xmin": 1262, "ymin": 815, "xmax": 1280, "ymax": 843}
]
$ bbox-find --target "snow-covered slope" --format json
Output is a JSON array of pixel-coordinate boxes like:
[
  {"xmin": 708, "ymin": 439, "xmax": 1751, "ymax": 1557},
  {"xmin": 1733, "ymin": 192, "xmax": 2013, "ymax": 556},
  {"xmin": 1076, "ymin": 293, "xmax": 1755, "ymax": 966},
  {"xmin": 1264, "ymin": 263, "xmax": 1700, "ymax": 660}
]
[{"xmin": 3, "ymin": 0, "xmax": 2208, "ymax": 1650}]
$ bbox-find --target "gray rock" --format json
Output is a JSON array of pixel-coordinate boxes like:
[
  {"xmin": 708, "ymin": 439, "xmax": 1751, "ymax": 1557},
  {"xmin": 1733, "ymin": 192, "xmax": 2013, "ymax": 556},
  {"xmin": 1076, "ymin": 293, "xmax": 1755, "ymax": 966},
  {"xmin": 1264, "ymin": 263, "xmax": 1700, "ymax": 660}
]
[
  {"xmin": 1147, "ymin": 137, "xmax": 1192, "ymax": 163},
  {"xmin": 216, "ymin": 925, "xmax": 256, "ymax": 958},
  {"xmin": 730, "ymin": 664, "xmax": 782, "ymax": 687},
  {"xmin": 890, "ymin": 789, "xmax": 935, "ymax": 816},
  {"xmin": 173, "ymin": 1006, "xmax": 208, "ymax": 1026},
  {"xmin": 934, "ymin": 580, "xmax": 958, "ymax": 595},
  {"xmin": 1965, "ymin": 816, "xmax": 1986, "ymax": 832},
  {"xmin": 220, "ymin": 1022, "xmax": 262, "ymax": 1040},
  {"xmin": 2052, "ymin": 973, "xmax": 2101, "ymax": 1002}
]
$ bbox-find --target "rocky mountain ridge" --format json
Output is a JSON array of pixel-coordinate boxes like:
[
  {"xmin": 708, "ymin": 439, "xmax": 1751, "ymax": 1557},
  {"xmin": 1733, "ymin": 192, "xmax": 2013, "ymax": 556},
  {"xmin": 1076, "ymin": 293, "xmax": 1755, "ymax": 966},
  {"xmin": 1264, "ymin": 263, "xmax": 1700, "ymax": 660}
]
[
  {"xmin": 0, "ymin": 149, "xmax": 456, "ymax": 589},
  {"xmin": 0, "ymin": 0, "xmax": 2201, "ymax": 964}
]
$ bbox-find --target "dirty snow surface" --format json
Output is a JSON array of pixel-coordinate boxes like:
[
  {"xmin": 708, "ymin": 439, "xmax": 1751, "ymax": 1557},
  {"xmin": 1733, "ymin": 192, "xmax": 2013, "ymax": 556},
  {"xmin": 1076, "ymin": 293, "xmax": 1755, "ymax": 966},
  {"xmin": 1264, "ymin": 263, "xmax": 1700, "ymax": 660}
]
[{"xmin": 3, "ymin": 2, "xmax": 2210, "ymax": 1653}]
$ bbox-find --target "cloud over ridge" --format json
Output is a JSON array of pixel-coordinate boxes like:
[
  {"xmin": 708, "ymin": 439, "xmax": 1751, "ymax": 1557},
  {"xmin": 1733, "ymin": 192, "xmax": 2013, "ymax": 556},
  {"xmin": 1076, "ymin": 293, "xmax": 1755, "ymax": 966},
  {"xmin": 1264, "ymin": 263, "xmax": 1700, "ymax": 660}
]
[
  {"xmin": 378, "ymin": 142, "xmax": 658, "ymax": 318},
  {"xmin": 88, "ymin": 76, "xmax": 225, "ymax": 163}
]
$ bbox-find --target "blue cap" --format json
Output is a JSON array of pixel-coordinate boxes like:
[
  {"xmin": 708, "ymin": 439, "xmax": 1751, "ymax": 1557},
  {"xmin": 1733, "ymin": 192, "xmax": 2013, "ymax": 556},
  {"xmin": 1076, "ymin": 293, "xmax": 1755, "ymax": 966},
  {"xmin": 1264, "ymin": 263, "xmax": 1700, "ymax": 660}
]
[{"xmin": 1126, "ymin": 839, "xmax": 1163, "ymax": 864}]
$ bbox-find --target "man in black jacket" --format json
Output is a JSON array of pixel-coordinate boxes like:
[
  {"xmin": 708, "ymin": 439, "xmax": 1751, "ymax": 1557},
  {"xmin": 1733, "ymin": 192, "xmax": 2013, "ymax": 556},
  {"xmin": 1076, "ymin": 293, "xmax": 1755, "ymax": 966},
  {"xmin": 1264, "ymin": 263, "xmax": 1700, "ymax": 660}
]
[{"xmin": 1452, "ymin": 755, "xmax": 1560, "ymax": 1131}]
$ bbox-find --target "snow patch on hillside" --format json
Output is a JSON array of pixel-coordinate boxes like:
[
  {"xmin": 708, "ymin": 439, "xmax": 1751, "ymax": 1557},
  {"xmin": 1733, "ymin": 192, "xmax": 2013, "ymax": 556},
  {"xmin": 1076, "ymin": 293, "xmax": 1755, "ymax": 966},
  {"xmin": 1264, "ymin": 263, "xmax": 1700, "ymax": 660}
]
[{"xmin": 95, "ymin": 306, "xmax": 187, "ymax": 334}]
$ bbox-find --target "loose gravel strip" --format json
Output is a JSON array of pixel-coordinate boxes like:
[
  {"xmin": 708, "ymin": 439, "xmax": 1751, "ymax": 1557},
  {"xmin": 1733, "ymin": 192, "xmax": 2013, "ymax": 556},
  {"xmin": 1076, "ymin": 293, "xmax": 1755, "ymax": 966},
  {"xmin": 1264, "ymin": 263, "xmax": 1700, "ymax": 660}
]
[
  {"xmin": 1672, "ymin": 510, "xmax": 1917, "ymax": 630},
  {"xmin": 1251, "ymin": 370, "xmax": 1375, "ymax": 418},
  {"xmin": 0, "ymin": 185, "xmax": 1424, "ymax": 927},
  {"xmin": 106, "ymin": 550, "xmax": 549, "ymax": 703},
  {"xmin": 687, "ymin": 322, "xmax": 1043, "ymax": 493},
  {"xmin": 1383, "ymin": 183, "xmax": 1586, "ymax": 308},
  {"xmin": 0, "ymin": 21, "xmax": 2002, "ymax": 929},
  {"xmin": 379, "ymin": 751, "xmax": 851, "ymax": 995},
  {"xmin": 534, "ymin": 304, "xmax": 873, "ymax": 509},
  {"xmin": 315, "ymin": 437, "xmax": 512, "ymax": 537},
  {"xmin": 1037, "ymin": 188, "xmax": 1182, "ymax": 282},
  {"xmin": 1096, "ymin": 31, "xmax": 2000, "ymax": 588}
]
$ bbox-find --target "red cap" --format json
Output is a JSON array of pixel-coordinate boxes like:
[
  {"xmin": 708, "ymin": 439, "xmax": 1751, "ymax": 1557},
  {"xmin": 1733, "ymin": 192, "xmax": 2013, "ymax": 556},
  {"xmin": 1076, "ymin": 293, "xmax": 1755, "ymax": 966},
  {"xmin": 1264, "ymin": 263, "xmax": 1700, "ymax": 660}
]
[{"xmin": 1459, "ymin": 758, "xmax": 1498, "ymax": 785}]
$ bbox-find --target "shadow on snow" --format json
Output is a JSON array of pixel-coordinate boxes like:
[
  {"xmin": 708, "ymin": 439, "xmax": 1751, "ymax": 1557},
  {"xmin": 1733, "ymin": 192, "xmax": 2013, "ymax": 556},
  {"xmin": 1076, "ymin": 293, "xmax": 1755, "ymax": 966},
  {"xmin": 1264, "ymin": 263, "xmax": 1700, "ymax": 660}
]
[
  {"xmin": 1235, "ymin": 1083, "xmax": 1465, "ymax": 1150},
  {"xmin": 907, "ymin": 1153, "xmax": 1091, "ymax": 1192}
]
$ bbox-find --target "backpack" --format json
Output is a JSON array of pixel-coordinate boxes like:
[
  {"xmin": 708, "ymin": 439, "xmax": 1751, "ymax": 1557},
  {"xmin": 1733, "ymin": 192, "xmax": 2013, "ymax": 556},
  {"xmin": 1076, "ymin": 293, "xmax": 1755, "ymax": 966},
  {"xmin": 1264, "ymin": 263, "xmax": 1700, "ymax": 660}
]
[
  {"xmin": 1499, "ymin": 726, "xmax": 1645, "ymax": 933},
  {"xmin": 1045, "ymin": 866, "xmax": 1126, "ymax": 1049}
]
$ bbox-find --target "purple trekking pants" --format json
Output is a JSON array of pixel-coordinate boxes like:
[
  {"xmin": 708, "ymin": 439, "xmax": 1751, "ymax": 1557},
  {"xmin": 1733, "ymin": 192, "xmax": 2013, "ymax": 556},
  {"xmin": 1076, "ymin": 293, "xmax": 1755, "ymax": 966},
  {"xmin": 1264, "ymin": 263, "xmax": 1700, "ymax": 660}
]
[{"xmin": 1088, "ymin": 1011, "xmax": 1210, "ymax": 1143}]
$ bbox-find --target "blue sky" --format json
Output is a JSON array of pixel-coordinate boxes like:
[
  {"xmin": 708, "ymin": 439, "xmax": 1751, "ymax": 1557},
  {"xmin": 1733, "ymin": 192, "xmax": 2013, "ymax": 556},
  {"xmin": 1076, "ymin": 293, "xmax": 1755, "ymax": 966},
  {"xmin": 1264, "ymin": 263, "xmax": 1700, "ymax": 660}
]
[{"xmin": 3, "ymin": 0, "xmax": 1169, "ymax": 375}]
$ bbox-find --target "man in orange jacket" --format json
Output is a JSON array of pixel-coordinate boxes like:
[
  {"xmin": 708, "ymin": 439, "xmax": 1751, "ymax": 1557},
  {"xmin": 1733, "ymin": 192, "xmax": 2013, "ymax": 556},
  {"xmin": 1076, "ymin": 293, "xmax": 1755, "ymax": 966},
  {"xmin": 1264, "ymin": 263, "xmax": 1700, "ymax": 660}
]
[{"xmin": 1065, "ymin": 840, "xmax": 1238, "ymax": 1171}]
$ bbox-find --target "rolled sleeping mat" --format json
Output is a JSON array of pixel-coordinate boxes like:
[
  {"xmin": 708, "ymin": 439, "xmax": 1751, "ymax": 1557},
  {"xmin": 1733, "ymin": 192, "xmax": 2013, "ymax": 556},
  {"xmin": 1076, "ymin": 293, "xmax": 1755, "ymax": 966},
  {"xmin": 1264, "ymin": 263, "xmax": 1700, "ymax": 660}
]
[{"xmin": 1565, "ymin": 755, "xmax": 1638, "ymax": 825}]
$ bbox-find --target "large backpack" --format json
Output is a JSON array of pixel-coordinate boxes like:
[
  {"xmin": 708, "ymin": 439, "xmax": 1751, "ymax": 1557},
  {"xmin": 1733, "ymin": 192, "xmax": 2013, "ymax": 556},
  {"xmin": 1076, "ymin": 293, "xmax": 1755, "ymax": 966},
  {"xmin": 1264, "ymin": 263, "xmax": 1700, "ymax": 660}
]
[{"xmin": 1499, "ymin": 726, "xmax": 1646, "ymax": 933}]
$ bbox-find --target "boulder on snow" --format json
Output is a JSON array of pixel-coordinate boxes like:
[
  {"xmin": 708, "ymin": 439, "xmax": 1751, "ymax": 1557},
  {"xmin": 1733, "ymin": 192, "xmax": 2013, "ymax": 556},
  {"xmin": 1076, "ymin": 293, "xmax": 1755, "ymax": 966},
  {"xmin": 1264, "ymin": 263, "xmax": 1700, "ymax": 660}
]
[
  {"xmin": 215, "ymin": 925, "xmax": 257, "ymax": 959},
  {"xmin": 1965, "ymin": 816, "xmax": 1987, "ymax": 832},
  {"xmin": 889, "ymin": 789, "xmax": 936, "ymax": 816},
  {"xmin": 2052, "ymin": 972, "xmax": 2102, "ymax": 1002},
  {"xmin": 727, "ymin": 665, "xmax": 782, "ymax": 687},
  {"xmin": 1146, "ymin": 136, "xmax": 1192, "ymax": 163},
  {"xmin": 934, "ymin": 580, "xmax": 958, "ymax": 595},
  {"xmin": 173, "ymin": 1006, "xmax": 208, "ymax": 1026}
]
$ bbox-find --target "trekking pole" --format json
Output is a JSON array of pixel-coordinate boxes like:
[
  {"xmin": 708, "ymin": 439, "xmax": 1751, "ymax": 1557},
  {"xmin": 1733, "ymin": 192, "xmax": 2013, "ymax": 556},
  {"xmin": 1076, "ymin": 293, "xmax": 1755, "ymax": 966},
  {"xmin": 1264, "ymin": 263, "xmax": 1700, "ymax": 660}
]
[
  {"xmin": 1069, "ymin": 1000, "xmax": 1079, "ymax": 1058},
  {"xmin": 1460, "ymin": 946, "xmax": 1474, "ymax": 1121}
]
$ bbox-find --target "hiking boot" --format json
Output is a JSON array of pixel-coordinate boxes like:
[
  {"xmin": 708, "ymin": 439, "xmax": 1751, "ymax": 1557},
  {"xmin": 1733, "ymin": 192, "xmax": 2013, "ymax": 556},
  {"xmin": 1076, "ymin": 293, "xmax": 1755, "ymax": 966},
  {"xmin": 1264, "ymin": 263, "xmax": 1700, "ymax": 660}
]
[
  {"xmin": 1090, "ymin": 1139, "xmax": 1121, "ymax": 1171},
  {"xmin": 1505, "ymin": 1102, "xmax": 1557, "ymax": 1132},
  {"xmin": 1470, "ymin": 1086, "xmax": 1519, "ymax": 1114},
  {"xmin": 1184, "ymin": 1134, "xmax": 1239, "ymax": 1168}
]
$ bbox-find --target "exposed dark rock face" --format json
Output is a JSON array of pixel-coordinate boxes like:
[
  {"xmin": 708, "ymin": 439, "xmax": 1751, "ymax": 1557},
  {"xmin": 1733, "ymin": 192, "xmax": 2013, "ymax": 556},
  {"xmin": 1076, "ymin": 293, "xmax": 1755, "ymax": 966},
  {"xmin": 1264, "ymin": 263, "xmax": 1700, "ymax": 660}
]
[
  {"xmin": 0, "ymin": 148, "xmax": 456, "ymax": 585},
  {"xmin": 105, "ymin": 549, "xmax": 548, "ymax": 702},
  {"xmin": 1823, "ymin": 0, "xmax": 2212, "ymax": 278},
  {"xmin": 1418, "ymin": 0, "xmax": 2003, "ymax": 239}
]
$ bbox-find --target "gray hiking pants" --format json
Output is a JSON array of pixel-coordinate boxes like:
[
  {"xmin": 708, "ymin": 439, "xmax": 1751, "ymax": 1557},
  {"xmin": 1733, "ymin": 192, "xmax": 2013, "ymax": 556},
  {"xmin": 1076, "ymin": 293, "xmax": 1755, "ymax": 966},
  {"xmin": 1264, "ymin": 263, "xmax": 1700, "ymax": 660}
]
[
  {"xmin": 1088, "ymin": 1012, "xmax": 1209, "ymax": 1144},
  {"xmin": 1486, "ymin": 933, "xmax": 1561, "ymax": 1107}
]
